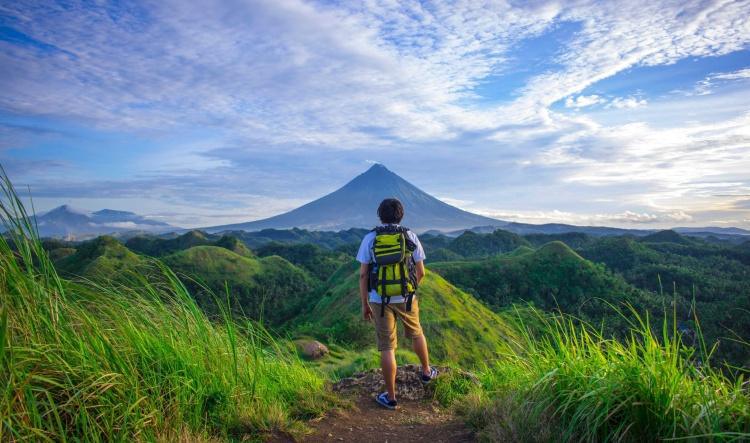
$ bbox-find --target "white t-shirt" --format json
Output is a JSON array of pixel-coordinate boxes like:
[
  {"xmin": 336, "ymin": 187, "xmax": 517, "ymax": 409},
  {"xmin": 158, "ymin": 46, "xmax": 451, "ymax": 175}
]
[{"xmin": 356, "ymin": 225, "xmax": 426, "ymax": 304}]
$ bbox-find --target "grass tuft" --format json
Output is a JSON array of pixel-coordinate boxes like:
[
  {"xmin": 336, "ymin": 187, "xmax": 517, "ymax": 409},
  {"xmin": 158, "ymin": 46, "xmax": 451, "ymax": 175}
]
[
  {"xmin": 0, "ymin": 166, "xmax": 334, "ymax": 441},
  {"xmin": 444, "ymin": 306, "xmax": 750, "ymax": 442}
]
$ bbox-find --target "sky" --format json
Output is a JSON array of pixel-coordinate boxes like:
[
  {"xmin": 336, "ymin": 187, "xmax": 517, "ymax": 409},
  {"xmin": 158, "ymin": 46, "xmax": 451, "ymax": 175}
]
[{"xmin": 1, "ymin": 0, "xmax": 749, "ymax": 229}]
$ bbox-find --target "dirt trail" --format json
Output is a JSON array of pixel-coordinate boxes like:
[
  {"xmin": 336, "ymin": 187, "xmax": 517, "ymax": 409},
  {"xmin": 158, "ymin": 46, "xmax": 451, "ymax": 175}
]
[{"xmin": 272, "ymin": 365, "xmax": 476, "ymax": 442}]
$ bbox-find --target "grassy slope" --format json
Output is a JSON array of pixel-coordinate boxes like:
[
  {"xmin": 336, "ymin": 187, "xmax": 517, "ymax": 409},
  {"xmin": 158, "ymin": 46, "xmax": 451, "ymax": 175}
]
[
  {"xmin": 579, "ymin": 236, "xmax": 750, "ymax": 367},
  {"xmin": 255, "ymin": 242, "xmax": 349, "ymax": 281},
  {"xmin": 0, "ymin": 191, "xmax": 333, "ymax": 441},
  {"xmin": 438, "ymin": 308, "xmax": 750, "ymax": 442},
  {"xmin": 163, "ymin": 245, "xmax": 317, "ymax": 327},
  {"xmin": 296, "ymin": 260, "xmax": 518, "ymax": 368},
  {"xmin": 55, "ymin": 235, "xmax": 148, "ymax": 279},
  {"xmin": 430, "ymin": 241, "xmax": 666, "ymax": 331}
]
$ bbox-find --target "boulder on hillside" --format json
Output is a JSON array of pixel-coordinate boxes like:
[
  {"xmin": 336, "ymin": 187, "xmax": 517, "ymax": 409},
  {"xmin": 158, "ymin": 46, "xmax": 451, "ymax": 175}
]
[{"xmin": 295, "ymin": 339, "xmax": 329, "ymax": 360}]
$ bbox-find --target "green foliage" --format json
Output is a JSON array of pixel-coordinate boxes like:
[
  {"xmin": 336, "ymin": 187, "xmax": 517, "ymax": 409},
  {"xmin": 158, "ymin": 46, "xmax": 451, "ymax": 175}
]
[
  {"xmin": 446, "ymin": 307, "xmax": 750, "ymax": 442},
  {"xmin": 255, "ymin": 241, "xmax": 350, "ymax": 281},
  {"xmin": 162, "ymin": 246, "xmax": 317, "ymax": 327},
  {"xmin": 523, "ymin": 232, "xmax": 593, "ymax": 249},
  {"xmin": 428, "ymin": 247, "xmax": 464, "ymax": 262},
  {"xmin": 214, "ymin": 235, "xmax": 255, "ymax": 257},
  {"xmin": 125, "ymin": 230, "xmax": 253, "ymax": 257},
  {"xmin": 579, "ymin": 235, "xmax": 750, "ymax": 367},
  {"xmin": 55, "ymin": 235, "xmax": 148, "ymax": 279},
  {"xmin": 126, "ymin": 229, "xmax": 215, "ymax": 256},
  {"xmin": 228, "ymin": 227, "xmax": 369, "ymax": 250},
  {"xmin": 447, "ymin": 229, "xmax": 530, "ymax": 258},
  {"xmin": 295, "ymin": 261, "xmax": 519, "ymax": 367},
  {"xmin": 430, "ymin": 242, "xmax": 666, "ymax": 335},
  {"xmin": 640, "ymin": 229, "xmax": 693, "ymax": 245},
  {"xmin": 0, "ymin": 170, "xmax": 334, "ymax": 441}
]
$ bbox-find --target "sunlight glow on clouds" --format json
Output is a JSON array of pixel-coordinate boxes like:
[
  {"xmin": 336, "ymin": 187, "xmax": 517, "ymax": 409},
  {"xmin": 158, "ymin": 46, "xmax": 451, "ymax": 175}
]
[{"xmin": 0, "ymin": 0, "xmax": 749, "ymax": 228}]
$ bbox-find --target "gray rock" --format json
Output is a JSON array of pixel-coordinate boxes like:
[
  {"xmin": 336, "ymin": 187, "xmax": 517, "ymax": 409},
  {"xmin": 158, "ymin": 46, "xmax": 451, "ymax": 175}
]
[
  {"xmin": 295, "ymin": 339, "xmax": 329, "ymax": 360},
  {"xmin": 332, "ymin": 364, "xmax": 478, "ymax": 401}
]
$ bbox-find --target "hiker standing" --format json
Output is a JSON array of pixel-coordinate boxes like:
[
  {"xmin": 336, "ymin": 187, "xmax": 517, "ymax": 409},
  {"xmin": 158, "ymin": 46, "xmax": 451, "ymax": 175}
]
[{"xmin": 356, "ymin": 198, "xmax": 437, "ymax": 410}]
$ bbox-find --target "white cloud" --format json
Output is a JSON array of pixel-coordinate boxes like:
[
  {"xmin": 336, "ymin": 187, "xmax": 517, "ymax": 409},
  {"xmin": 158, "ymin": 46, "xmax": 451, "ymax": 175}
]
[
  {"xmin": 473, "ymin": 208, "xmax": 693, "ymax": 226},
  {"xmin": 100, "ymin": 221, "xmax": 138, "ymax": 229},
  {"xmin": 695, "ymin": 67, "xmax": 750, "ymax": 95},
  {"xmin": 565, "ymin": 95, "xmax": 605, "ymax": 108},
  {"xmin": 1, "ymin": 0, "xmax": 750, "ymax": 227},
  {"xmin": 711, "ymin": 68, "xmax": 750, "ymax": 81},
  {"xmin": 607, "ymin": 96, "xmax": 648, "ymax": 109},
  {"xmin": 2, "ymin": 0, "xmax": 748, "ymax": 142}
]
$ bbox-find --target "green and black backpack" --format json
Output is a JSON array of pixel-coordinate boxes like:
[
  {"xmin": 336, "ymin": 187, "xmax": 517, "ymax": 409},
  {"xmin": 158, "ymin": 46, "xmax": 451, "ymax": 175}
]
[{"xmin": 367, "ymin": 225, "xmax": 419, "ymax": 316}]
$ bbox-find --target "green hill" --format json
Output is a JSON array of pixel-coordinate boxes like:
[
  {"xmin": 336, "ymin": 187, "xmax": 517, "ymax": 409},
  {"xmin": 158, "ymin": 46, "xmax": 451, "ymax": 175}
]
[
  {"xmin": 162, "ymin": 245, "xmax": 317, "ymax": 326},
  {"xmin": 227, "ymin": 227, "xmax": 369, "ymax": 250},
  {"xmin": 523, "ymin": 232, "xmax": 593, "ymax": 248},
  {"xmin": 56, "ymin": 235, "xmax": 148, "ymax": 279},
  {"xmin": 213, "ymin": 234, "xmax": 254, "ymax": 257},
  {"xmin": 295, "ymin": 261, "xmax": 518, "ymax": 367},
  {"xmin": 255, "ymin": 242, "xmax": 349, "ymax": 281},
  {"xmin": 430, "ymin": 241, "xmax": 663, "ymax": 326},
  {"xmin": 447, "ymin": 229, "xmax": 530, "ymax": 258},
  {"xmin": 640, "ymin": 229, "xmax": 692, "ymax": 245},
  {"xmin": 125, "ymin": 230, "xmax": 216, "ymax": 256},
  {"xmin": 580, "ymin": 235, "xmax": 750, "ymax": 366}
]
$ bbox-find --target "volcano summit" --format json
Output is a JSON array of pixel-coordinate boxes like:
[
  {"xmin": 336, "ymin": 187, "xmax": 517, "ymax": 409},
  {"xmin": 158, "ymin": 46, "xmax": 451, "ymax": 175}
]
[{"xmin": 205, "ymin": 164, "xmax": 504, "ymax": 233}]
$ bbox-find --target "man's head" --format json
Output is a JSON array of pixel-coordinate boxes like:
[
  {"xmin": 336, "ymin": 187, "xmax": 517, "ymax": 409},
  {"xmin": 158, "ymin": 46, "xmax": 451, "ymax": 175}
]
[{"xmin": 377, "ymin": 198, "xmax": 404, "ymax": 224}]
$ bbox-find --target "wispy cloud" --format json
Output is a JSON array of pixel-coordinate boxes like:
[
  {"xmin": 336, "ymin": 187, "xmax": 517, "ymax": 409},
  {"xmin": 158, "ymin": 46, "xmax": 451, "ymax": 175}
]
[
  {"xmin": 1, "ymin": 0, "xmax": 749, "ymax": 227},
  {"xmin": 607, "ymin": 96, "xmax": 648, "ymax": 109},
  {"xmin": 565, "ymin": 95, "xmax": 605, "ymax": 108},
  {"xmin": 695, "ymin": 67, "xmax": 750, "ymax": 95},
  {"xmin": 473, "ymin": 208, "xmax": 693, "ymax": 226}
]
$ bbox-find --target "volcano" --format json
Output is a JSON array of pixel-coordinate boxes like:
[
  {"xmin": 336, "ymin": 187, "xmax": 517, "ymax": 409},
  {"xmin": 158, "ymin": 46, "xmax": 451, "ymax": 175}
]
[{"xmin": 205, "ymin": 164, "xmax": 505, "ymax": 233}]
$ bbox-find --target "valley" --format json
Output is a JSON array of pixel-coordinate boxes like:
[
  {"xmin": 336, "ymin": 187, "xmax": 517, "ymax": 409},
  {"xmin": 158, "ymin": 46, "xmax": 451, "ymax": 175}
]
[{"xmin": 4, "ymin": 169, "xmax": 750, "ymax": 441}]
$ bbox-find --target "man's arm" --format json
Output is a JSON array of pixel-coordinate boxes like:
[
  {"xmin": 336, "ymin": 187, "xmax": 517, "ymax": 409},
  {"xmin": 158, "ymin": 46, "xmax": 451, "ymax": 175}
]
[
  {"xmin": 359, "ymin": 263, "xmax": 373, "ymax": 321},
  {"xmin": 415, "ymin": 260, "xmax": 425, "ymax": 285}
]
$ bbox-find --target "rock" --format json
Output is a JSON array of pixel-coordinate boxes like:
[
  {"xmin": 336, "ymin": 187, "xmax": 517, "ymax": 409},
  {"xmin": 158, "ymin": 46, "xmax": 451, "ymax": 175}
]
[
  {"xmin": 294, "ymin": 339, "xmax": 329, "ymax": 360},
  {"xmin": 332, "ymin": 364, "xmax": 478, "ymax": 401}
]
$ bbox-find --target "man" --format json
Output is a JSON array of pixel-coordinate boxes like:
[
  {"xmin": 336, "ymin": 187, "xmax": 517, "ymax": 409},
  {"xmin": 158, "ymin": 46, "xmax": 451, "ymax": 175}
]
[{"xmin": 356, "ymin": 198, "xmax": 437, "ymax": 410}]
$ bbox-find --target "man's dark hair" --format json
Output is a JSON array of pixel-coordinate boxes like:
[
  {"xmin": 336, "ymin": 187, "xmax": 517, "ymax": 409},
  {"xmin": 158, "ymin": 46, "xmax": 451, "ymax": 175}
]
[{"xmin": 377, "ymin": 198, "xmax": 404, "ymax": 224}]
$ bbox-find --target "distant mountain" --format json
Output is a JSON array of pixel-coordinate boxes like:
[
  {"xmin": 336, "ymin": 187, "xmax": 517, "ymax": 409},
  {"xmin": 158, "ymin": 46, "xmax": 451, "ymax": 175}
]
[
  {"xmin": 204, "ymin": 164, "xmax": 505, "ymax": 233},
  {"xmin": 674, "ymin": 226, "xmax": 750, "ymax": 236},
  {"xmin": 30, "ymin": 205, "xmax": 177, "ymax": 239},
  {"xmin": 640, "ymin": 229, "xmax": 692, "ymax": 244}
]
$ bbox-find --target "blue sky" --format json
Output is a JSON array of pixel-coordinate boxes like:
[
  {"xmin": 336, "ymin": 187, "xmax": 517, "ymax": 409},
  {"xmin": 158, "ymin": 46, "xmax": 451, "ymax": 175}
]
[{"xmin": 1, "ymin": 0, "xmax": 749, "ymax": 229}]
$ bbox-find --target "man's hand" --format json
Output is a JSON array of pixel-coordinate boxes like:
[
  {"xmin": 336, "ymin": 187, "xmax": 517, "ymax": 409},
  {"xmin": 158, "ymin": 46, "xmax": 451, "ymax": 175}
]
[{"xmin": 362, "ymin": 303, "xmax": 373, "ymax": 322}]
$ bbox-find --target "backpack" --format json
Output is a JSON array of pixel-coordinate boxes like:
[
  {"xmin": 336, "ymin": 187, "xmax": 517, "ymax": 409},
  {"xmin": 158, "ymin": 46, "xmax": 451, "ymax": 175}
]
[{"xmin": 367, "ymin": 225, "xmax": 419, "ymax": 317}]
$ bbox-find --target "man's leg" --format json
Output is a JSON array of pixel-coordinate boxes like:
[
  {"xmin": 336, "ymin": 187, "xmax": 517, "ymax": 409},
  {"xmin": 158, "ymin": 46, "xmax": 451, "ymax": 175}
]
[
  {"xmin": 374, "ymin": 304, "xmax": 398, "ymax": 402},
  {"xmin": 412, "ymin": 335, "xmax": 431, "ymax": 376},
  {"xmin": 381, "ymin": 349, "xmax": 397, "ymax": 401}
]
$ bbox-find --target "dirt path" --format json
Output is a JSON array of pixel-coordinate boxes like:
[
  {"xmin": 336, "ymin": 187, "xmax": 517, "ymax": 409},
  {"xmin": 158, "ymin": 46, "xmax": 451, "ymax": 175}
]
[
  {"xmin": 300, "ymin": 395, "xmax": 474, "ymax": 442},
  {"xmin": 271, "ymin": 365, "xmax": 476, "ymax": 442}
]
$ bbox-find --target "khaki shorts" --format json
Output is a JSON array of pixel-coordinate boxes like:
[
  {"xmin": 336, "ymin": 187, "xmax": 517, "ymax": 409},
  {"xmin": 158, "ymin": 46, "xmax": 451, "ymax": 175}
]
[{"xmin": 372, "ymin": 296, "xmax": 423, "ymax": 351}]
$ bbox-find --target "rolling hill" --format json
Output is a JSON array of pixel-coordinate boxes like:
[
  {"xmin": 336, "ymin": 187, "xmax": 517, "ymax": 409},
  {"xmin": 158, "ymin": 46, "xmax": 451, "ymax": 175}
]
[
  {"xmin": 294, "ymin": 261, "xmax": 519, "ymax": 367},
  {"xmin": 55, "ymin": 235, "xmax": 148, "ymax": 279},
  {"xmin": 429, "ymin": 241, "xmax": 665, "ymax": 326},
  {"xmin": 162, "ymin": 246, "xmax": 317, "ymax": 326}
]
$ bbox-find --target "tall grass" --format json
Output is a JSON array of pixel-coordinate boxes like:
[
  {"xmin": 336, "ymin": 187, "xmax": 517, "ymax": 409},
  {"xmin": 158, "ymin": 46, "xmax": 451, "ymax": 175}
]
[
  {"xmin": 0, "ymin": 168, "xmax": 333, "ymax": 441},
  {"xmin": 441, "ymin": 306, "xmax": 750, "ymax": 442}
]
